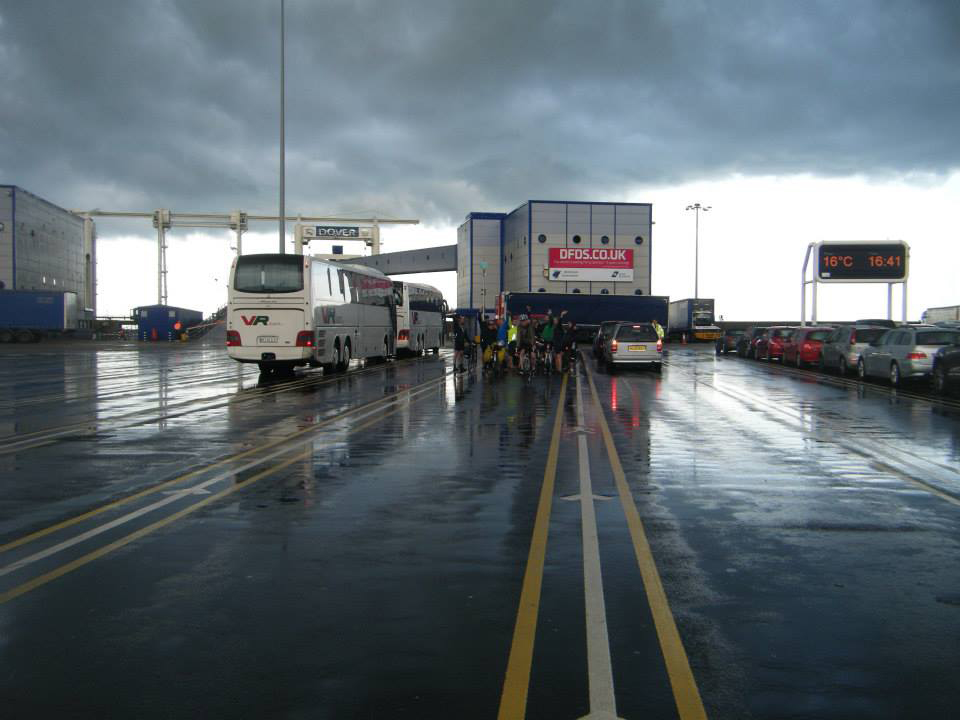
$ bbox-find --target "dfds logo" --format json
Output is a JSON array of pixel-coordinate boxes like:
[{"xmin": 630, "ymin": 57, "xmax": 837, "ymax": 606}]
[
  {"xmin": 556, "ymin": 248, "xmax": 628, "ymax": 261},
  {"xmin": 241, "ymin": 315, "xmax": 270, "ymax": 326}
]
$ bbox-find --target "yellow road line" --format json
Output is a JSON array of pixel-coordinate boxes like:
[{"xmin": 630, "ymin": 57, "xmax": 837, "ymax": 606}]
[
  {"xmin": 585, "ymin": 364, "xmax": 708, "ymax": 720},
  {"xmin": 0, "ymin": 384, "xmax": 438, "ymax": 605},
  {"xmin": 497, "ymin": 372, "xmax": 568, "ymax": 720},
  {"xmin": 0, "ymin": 371, "xmax": 450, "ymax": 555}
]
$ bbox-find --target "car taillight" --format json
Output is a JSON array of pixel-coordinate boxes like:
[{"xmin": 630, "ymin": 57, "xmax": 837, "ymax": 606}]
[
  {"xmin": 802, "ymin": 342, "xmax": 813, "ymax": 352},
  {"xmin": 656, "ymin": 339, "xmax": 663, "ymax": 352},
  {"xmin": 611, "ymin": 339, "xmax": 618, "ymax": 352},
  {"xmin": 226, "ymin": 330, "xmax": 241, "ymax": 346},
  {"xmin": 906, "ymin": 352, "xmax": 927, "ymax": 360},
  {"xmin": 398, "ymin": 329, "xmax": 409, "ymax": 340},
  {"xmin": 296, "ymin": 331, "xmax": 314, "ymax": 347}
]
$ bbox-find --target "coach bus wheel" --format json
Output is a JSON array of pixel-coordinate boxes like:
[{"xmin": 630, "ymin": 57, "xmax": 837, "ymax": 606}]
[
  {"xmin": 0, "ymin": 329, "xmax": 12, "ymax": 343},
  {"xmin": 338, "ymin": 343, "xmax": 351, "ymax": 373}
]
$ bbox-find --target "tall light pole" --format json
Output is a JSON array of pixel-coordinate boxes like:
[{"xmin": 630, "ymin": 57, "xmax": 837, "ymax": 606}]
[
  {"xmin": 685, "ymin": 203, "xmax": 711, "ymax": 299},
  {"xmin": 278, "ymin": 0, "xmax": 286, "ymax": 253}
]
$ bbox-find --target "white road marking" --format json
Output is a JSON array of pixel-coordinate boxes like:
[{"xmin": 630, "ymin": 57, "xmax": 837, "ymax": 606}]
[
  {"xmin": 574, "ymin": 371, "xmax": 624, "ymax": 720},
  {"xmin": 0, "ymin": 379, "xmax": 444, "ymax": 578}
]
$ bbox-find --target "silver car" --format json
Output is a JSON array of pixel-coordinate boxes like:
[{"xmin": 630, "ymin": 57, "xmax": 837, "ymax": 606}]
[
  {"xmin": 603, "ymin": 322, "xmax": 663, "ymax": 373},
  {"xmin": 820, "ymin": 324, "xmax": 889, "ymax": 375},
  {"xmin": 858, "ymin": 327, "xmax": 960, "ymax": 386}
]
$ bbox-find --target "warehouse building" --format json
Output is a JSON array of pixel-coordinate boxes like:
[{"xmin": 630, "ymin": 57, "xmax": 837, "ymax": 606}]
[
  {"xmin": 0, "ymin": 185, "xmax": 97, "ymax": 325},
  {"xmin": 456, "ymin": 200, "xmax": 652, "ymax": 310}
]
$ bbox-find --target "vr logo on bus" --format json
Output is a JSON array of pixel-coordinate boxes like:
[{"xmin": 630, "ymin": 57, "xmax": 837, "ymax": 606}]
[{"xmin": 241, "ymin": 315, "xmax": 270, "ymax": 326}]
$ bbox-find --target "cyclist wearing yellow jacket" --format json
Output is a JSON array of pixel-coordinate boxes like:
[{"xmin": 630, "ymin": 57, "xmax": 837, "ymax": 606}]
[{"xmin": 506, "ymin": 316, "xmax": 518, "ymax": 369}]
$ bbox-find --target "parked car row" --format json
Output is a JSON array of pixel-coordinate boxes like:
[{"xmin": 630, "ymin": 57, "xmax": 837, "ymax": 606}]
[{"xmin": 716, "ymin": 321, "xmax": 960, "ymax": 393}]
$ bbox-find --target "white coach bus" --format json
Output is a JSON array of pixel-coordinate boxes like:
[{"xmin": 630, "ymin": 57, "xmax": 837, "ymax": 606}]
[
  {"xmin": 227, "ymin": 253, "xmax": 395, "ymax": 374},
  {"xmin": 393, "ymin": 281, "xmax": 447, "ymax": 356}
]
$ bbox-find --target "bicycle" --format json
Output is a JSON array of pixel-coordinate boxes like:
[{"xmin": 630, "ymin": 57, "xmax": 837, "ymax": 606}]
[
  {"xmin": 518, "ymin": 345, "xmax": 533, "ymax": 378},
  {"xmin": 483, "ymin": 342, "xmax": 505, "ymax": 377}
]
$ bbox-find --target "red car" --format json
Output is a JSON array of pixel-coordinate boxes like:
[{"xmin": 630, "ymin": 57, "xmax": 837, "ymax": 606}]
[
  {"xmin": 754, "ymin": 326, "xmax": 797, "ymax": 361},
  {"xmin": 782, "ymin": 326, "xmax": 834, "ymax": 368}
]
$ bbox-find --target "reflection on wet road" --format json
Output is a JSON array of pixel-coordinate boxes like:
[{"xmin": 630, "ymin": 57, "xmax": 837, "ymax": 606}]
[{"xmin": 1, "ymin": 341, "xmax": 958, "ymax": 719}]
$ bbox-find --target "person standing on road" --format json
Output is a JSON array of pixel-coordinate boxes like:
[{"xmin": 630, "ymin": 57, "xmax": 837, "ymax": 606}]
[
  {"xmin": 652, "ymin": 318, "xmax": 665, "ymax": 341},
  {"xmin": 480, "ymin": 317, "xmax": 498, "ymax": 364},
  {"xmin": 553, "ymin": 315, "xmax": 566, "ymax": 373},
  {"xmin": 541, "ymin": 311, "xmax": 555, "ymax": 351},
  {"xmin": 517, "ymin": 315, "xmax": 536, "ymax": 371},
  {"xmin": 453, "ymin": 315, "xmax": 467, "ymax": 372},
  {"xmin": 506, "ymin": 314, "xmax": 518, "ymax": 369}
]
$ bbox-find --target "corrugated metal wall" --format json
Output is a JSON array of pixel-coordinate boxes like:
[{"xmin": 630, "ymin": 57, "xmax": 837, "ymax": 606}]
[{"xmin": 0, "ymin": 186, "xmax": 94, "ymax": 316}]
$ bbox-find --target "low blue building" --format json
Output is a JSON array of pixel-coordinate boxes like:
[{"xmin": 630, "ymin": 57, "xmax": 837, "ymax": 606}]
[{"xmin": 134, "ymin": 304, "xmax": 203, "ymax": 341}]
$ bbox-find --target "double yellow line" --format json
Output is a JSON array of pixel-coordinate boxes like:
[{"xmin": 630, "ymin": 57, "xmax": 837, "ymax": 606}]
[
  {"xmin": 0, "ymin": 371, "xmax": 450, "ymax": 604},
  {"xmin": 497, "ymin": 364, "xmax": 707, "ymax": 719}
]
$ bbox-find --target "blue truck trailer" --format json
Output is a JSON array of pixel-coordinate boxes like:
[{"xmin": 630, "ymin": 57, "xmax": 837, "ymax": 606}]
[
  {"xmin": 0, "ymin": 290, "xmax": 79, "ymax": 342},
  {"xmin": 498, "ymin": 292, "xmax": 669, "ymax": 343},
  {"xmin": 667, "ymin": 298, "xmax": 721, "ymax": 342}
]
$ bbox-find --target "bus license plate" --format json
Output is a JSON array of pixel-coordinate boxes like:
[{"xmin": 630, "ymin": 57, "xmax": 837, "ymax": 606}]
[
  {"xmin": 628, "ymin": 345, "xmax": 646, "ymax": 352},
  {"xmin": 258, "ymin": 336, "xmax": 279, "ymax": 344}
]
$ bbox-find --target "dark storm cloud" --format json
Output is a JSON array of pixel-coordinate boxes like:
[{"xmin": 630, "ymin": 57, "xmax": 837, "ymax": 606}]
[{"xmin": 1, "ymin": 0, "xmax": 958, "ymax": 224}]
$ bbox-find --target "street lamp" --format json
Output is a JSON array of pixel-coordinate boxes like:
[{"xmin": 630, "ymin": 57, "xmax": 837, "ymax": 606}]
[
  {"xmin": 685, "ymin": 203, "xmax": 711, "ymax": 299},
  {"xmin": 278, "ymin": 0, "xmax": 286, "ymax": 254}
]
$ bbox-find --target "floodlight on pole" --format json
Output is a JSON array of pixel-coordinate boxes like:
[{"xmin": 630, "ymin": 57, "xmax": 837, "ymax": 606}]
[
  {"xmin": 685, "ymin": 203, "xmax": 711, "ymax": 299},
  {"xmin": 278, "ymin": 0, "xmax": 286, "ymax": 254}
]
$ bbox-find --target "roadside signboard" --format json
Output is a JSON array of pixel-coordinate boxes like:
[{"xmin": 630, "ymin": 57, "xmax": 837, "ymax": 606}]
[
  {"xmin": 547, "ymin": 247, "xmax": 634, "ymax": 282},
  {"xmin": 816, "ymin": 241, "xmax": 909, "ymax": 283},
  {"xmin": 303, "ymin": 226, "xmax": 373, "ymax": 239}
]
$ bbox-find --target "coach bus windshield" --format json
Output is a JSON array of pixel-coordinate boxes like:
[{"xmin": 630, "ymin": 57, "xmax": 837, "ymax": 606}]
[{"xmin": 234, "ymin": 255, "xmax": 303, "ymax": 293}]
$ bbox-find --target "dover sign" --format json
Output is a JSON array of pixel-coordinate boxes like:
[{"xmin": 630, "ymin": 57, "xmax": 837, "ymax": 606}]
[
  {"xmin": 548, "ymin": 247, "xmax": 634, "ymax": 282},
  {"xmin": 304, "ymin": 225, "xmax": 373, "ymax": 239}
]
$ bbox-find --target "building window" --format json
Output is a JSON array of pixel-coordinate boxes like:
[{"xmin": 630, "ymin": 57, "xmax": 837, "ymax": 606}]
[
  {"xmin": 634, "ymin": 289, "xmax": 643, "ymax": 295},
  {"xmin": 510, "ymin": 253, "xmax": 513, "ymax": 261},
  {"xmin": 572, "ymin": 235, "xmax": 582, "ymax": 244},
  {"xmin": 600, "ymin": 235, "xmax": 610, "ymax": 244},
  {"xmin": 635, "ymin": 236, "xmax": 644, "ymax": 245},
  {"xmin": 538, "ymin": 234, "xmax": 546, "ymax": 244},
  {"xmin": 600, "ymin": 288, "xmax": 609, "ymax": 294},
  {"xmin": 572, "ymin": 288, "xmax": 581, "ymax": 293}
]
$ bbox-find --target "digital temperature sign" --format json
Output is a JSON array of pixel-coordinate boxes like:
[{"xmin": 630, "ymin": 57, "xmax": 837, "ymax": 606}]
[{"xmin": 816, "ymin": 242, "xmax": 908, "ymax": 283}]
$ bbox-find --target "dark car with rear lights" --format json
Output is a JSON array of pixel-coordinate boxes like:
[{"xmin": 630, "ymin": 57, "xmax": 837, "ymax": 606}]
[
  {"xmin": 593, "ymin": 320, "xmax": 628, "ymax": 359},
  {"xmin": 931, "ymin": 339, "xmax": 960, "ymax": 395},
  {"xmin": 754, "ymin": 326, "xmax": 796, "ymax": 362},
  {"xmin": 736, "ymin": 326, "xmax": 768, "ymax": 358},
  {"xmin": 715, "ymin": 328, "xmax": 745, "ymax": 355}
]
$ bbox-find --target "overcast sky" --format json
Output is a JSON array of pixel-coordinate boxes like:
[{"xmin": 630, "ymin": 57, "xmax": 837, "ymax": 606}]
[{"xmin": 2, "ymin": 0, "xmax": 958, "ymax": 319}]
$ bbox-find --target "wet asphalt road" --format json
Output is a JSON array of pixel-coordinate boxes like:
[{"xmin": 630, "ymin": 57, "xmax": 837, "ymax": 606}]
[{"xmin": 1, "ymin": 339, "xmax": 959, "ymax": 719}]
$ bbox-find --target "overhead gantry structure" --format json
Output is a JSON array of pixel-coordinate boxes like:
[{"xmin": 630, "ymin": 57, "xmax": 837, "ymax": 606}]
[{"xmin": 71, "ymin": 208, "xmax": 418, "ymax": 306}]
